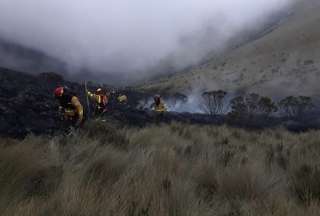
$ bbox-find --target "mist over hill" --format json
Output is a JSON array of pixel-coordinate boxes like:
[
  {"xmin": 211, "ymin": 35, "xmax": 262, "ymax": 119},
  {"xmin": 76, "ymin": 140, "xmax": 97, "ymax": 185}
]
[
  {"xmin": 0, "ymin": 38, "xmax": 67, "ymax": 75},
  {"xmin": 143, "ymin": 0, "xmax": 320, "ymax": 98},
  {"xmin": 0, "ymin": 0, "xmax": 294, "ymax": 84}
]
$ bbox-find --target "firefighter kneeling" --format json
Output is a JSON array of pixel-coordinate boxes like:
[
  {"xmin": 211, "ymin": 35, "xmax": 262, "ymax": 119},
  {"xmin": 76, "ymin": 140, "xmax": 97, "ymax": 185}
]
[
  {"xmin": 117, "ymin": 95, "xmax": 128, "ymax": 104},
  {"xmin": 54, "ymin": 87, "xmax": 84, "ymax": 127}
]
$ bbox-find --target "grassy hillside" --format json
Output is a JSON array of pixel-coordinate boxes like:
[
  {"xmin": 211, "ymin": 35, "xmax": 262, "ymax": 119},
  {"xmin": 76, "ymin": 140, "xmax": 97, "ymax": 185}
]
[
  {"xmin": 1, "ymin": 121, "xmax": 320, "ymax": 215},
  {"xmin": 141, "ymin": 1, "xmax": 320, "ymax": 97}
]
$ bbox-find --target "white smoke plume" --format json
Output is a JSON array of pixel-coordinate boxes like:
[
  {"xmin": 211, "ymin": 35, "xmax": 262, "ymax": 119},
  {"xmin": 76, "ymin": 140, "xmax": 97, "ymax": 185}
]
[
  {"xmin": 140, "ymin": 93, "xmax": 205, "ymax": 113},
  {"xmin": 0, "ymin": 0, "xmax": 294, "ymax": 83}
]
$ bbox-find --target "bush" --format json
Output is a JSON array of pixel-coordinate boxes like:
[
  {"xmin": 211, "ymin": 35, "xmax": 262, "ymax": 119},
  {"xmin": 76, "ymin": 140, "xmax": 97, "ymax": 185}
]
[
  {"xmin": 201, "ymin": 90, "xmax": 227, "ymax": 116},
  {"xmin": 229, "ymin": 93, "xmax": 277, "ymax": 121},
  {"xmin": 279, "ymin": 96, "xmax": 314, "ymax": 118}
]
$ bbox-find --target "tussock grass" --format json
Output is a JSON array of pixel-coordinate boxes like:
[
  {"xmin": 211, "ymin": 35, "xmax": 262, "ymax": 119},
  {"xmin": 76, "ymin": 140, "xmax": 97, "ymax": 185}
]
[{"xmin": 1, "ymin": 122, "xmax": 320, "ymax": 215}]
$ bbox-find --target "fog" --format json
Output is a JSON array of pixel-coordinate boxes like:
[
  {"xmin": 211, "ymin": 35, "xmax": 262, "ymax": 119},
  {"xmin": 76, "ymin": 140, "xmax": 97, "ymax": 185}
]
[{"xmin": 0, "ymin": 0, "xmax": 294, "ymax": 83}]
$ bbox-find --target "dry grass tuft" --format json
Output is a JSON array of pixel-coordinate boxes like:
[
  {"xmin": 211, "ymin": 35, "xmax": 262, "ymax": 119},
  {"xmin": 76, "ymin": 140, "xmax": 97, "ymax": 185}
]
[{"xmin": 1, "ymin": 121, "xmax": 320, "ymax": 215}]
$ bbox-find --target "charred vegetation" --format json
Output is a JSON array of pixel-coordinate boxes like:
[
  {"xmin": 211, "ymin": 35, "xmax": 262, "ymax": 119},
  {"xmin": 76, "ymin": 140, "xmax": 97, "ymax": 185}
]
[{"xmin": 0, "ymin": 68, "xmax": 319, "ymax": 138}]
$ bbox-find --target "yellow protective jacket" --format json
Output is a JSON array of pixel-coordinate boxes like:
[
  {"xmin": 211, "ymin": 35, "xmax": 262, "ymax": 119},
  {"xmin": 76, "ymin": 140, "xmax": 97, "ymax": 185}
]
[
  {"xmin": 87, "ymin": 91, "xmax": 108, "ymax": 109},
  {"xmin": 87, "ymin": 91, "xmax": 103, "ymax": 104},
  {"xmin": 152, "ymin": 101, "xmax": 167, "ymax": 113},
  {"xmin": 117, "ymin": 95, "xmax": 128, "ymax": 103},
  {"xmin": 60, "ymin": 96, "xmax": 84, "ymax": 123}
]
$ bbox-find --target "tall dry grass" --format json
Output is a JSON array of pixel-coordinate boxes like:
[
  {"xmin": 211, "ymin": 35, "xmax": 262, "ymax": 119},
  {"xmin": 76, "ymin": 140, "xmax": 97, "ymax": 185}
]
[{"xmin": 1, "ymin": 121, "xmax": 320, "ymax": 215}]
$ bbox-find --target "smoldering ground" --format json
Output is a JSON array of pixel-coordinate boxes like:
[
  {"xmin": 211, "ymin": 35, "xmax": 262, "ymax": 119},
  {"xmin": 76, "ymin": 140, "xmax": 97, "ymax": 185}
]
[{"xmin": 0, "ymin": 0, "xmax": 295, "ymax": 83}]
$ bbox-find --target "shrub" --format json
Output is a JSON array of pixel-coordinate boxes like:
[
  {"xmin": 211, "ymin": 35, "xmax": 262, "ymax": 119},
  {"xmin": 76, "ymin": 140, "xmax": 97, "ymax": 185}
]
[
  {"xmin": 278, "ymin": 96, "xmax": 314, "ymax": 118},
  {"xmin": 201, "ymin": 90, "xmax": 227, "ymax": 116},
  {"xmin": 229, "ymin": 93, "xmax": 277, "ymax": 120}
]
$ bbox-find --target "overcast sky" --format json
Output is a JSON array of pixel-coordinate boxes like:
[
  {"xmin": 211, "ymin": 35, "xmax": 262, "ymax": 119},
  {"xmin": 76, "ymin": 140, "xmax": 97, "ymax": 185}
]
[{"xmin": 0, "ymin": 0, "xmax": 294, "ymax": 80}]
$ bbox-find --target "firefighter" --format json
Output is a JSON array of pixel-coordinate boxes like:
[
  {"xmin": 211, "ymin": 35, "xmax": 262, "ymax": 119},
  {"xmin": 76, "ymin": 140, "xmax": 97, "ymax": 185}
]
[
  {"xmin": 54, "ymin": 87, "xmax": 84, "ymax": 127},
  {"xmin": 150, "ymin": 95, "xmax": 167, "ymax": 113},
  {"xmin": 117, "ymin": 94, "xmax": 128, "ymax": 104},
  {"xmin": 108, "ymin": 89, "xmax": 128, "ymax": 110},
  {"xmin": 87, "ymin": 88, "xmax": 108, "ymax": 115}
]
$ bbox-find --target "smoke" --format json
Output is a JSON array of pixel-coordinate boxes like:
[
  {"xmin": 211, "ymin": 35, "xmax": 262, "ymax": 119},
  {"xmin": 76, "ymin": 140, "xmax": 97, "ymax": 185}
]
[
  {"xmin": 140, "ymin": 93, "xmax": 205, "ymax": 113},
  {"xmin": 0, "ymin": 0, "xmax": 293, "ymax": 83},
  {"xmin": 138, "ymin": 88, "xmax": 242, "ymax": 114}
]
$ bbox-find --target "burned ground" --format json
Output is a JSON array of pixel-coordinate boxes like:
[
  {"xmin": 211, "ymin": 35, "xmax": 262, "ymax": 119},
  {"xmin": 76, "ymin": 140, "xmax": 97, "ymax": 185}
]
[
  {"xmin": 0, "ymin": 68, "xmax": 148, "ymax": 137},
  {"xmin": 1, "ymin": 68, "xmax": 320, "ymax": 138}
]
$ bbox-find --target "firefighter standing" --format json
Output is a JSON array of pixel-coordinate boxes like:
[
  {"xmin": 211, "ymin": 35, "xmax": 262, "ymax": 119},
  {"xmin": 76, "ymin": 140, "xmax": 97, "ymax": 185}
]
[
  {"xmin": 54, "ymin": 87, "xmax": 84, "ymax": 127},
  {"xmin": 87, "ymin": 88, "xmax": 108, "ymax": 115},
  {"xmin": 150, "ymin": 95, "xmax": 167, "ymax": 113},
  {"xmin": 108, "ymin": 89, "xmax": 128, "ymax": 110}
]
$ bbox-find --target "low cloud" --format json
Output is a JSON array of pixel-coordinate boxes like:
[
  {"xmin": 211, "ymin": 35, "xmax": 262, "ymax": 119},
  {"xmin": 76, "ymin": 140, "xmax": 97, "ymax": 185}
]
[{"xmin": 0, "ymin": 0, "xmax": 294, "ymax": 83}]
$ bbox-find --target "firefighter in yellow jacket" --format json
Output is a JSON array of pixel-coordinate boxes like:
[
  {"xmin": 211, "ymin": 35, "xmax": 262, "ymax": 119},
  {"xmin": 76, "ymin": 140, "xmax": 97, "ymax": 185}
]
[
  {"xmin": 54, "ymin": 87, "xmax": 84, "ymax": 126},
  {"xmin": 87, "ymin": 88, "xmax": 108, "ymax": 115},
  {"xmin": 117, "ymin": 94, "xmax": 128, "ymax": 104},
  {"xmin": 150, "ymin": 95, "xmax": 167, "ymax": 113}
]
